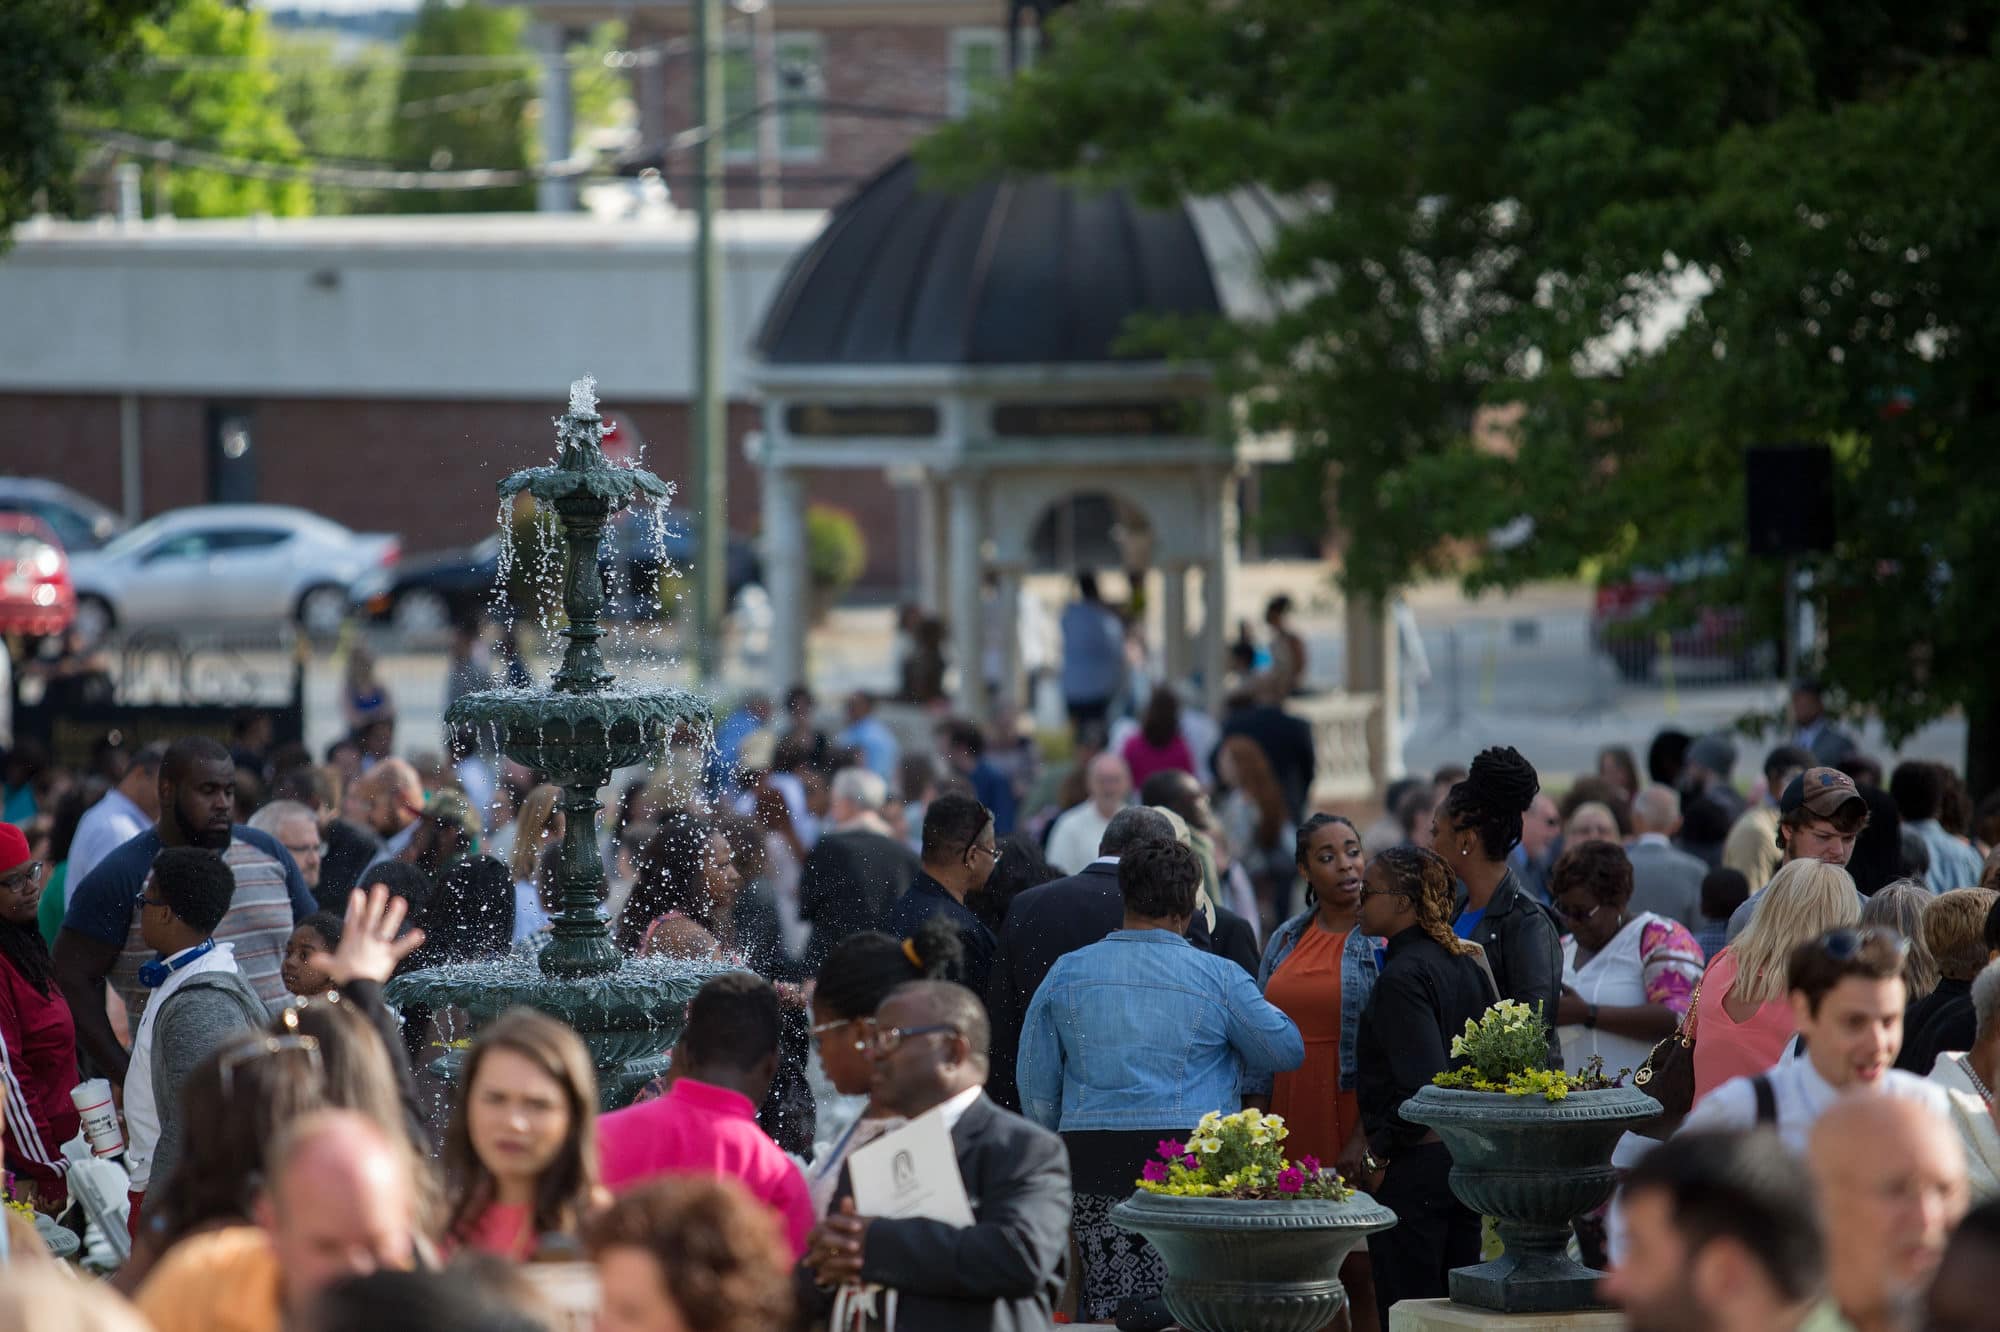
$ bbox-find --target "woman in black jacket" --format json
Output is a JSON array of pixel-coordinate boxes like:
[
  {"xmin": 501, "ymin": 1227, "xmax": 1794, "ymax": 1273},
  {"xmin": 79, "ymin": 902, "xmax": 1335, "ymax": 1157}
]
[
  {"xmin": 1355, "ymin": 846, "xmax": 1496, "ymax": 1323},
  {"xmin": 1434, "ymin": 746, "xmax": 1563, "ymax": 1063}
]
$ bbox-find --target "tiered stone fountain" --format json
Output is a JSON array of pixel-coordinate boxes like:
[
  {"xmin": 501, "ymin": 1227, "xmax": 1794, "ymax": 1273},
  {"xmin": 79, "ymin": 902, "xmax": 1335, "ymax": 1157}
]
[{"xmin": 386, "ymin": 378, "xmax": 720, "ymax": 1105}]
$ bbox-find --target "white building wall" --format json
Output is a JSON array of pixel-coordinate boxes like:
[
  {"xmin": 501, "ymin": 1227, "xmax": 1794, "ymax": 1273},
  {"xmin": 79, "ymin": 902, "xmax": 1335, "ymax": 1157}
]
[{"xmin": 0, "ymin": 211, "xmax": 822, "ymax": 401}]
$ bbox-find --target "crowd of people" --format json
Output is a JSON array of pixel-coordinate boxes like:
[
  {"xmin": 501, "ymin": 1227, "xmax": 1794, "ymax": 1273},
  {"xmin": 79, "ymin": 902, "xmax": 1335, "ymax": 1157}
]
[{"xmin": 3, "ymin": 640, "xmax": 2000, "ymax": 1332}]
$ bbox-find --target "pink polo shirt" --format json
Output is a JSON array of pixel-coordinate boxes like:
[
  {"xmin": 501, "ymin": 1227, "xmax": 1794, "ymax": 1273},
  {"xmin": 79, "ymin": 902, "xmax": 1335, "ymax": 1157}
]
[{"xmin": 596, "ymin": 1077, "xmax": 815, "ymax": 1257}]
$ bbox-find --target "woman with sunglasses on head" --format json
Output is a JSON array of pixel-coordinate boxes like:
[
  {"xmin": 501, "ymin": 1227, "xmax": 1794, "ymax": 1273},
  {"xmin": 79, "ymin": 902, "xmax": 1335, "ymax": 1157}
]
[
  {"xmin": 1354, "ymin": 846, "xmax": 1497, "ymax": 1325},
  {"xmin": 0, "ymin": 822, "xmax": 77, "ymax": 1214},
  {"xmin": 442, "ymin": 1007, "xmax": 607, "ymax": 1261},
  {"xmin": 1242, "ymin": 812, "xmax": 1383, "ymax": 1329},
  {"xmin": 802, "ymin": 916, "xmax": 963, "ymax": 1218}
]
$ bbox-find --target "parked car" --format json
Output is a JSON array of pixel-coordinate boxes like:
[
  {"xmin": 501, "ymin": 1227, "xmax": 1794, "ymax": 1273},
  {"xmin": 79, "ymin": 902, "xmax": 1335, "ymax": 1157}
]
[
  {"xmin": 0, "ymin": 479, "xmax": 125, "ymax": 553},
  {"xmin": 356, "ymin": 516, "xmax": 761, "ymax": 635},
  {"xmin": 1591, "ymin": 553, "xmax": 1773, "ymax": 681},
  {"xmin": 0, "ymin": 515, "xmax": 76, "ymax": 639},
  {"xmin": 68, "ymin": 505, "xmax": 399, "ymax": 641}
]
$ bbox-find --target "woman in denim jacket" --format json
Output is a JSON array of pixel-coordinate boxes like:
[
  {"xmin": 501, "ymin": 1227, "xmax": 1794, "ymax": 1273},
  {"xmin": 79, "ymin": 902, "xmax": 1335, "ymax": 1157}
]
[
  {"xmin": 1244, "ymin": 812, "xmax": 1383, "ymax": 1330},
  {"xmin": 1019, "ymin": 839, "xmax": 1303, "ymax": 1324}
]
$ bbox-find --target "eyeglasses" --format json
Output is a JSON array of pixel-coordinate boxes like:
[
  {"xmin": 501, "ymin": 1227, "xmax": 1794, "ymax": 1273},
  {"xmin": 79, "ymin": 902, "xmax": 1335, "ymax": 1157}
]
[
  {"xmin": 1816, "ymin": 926, "xmax": 1910, "ymax": 962},
  {"xmin": 1357, "ymin": 886, "xmax": 1411, "ymax": 903},
  {"xmin": 810, "ymin": 1016, "xmax": 872, "ymax": 1053},
  {"xmin": 218, "ymin": 1033, "xmax": 323, "ymax": 1097},
  {"xmin": 282, "ymin": 842, "xmax": 327, "ymax": 858},
  {"xmin": 965, "ymin": 842, "xmax": 1001, "ymax": 864},
  {"xmin": 0, "ymin": 862, "xmax": 43, "ymax": 892},
  {"xmin": 1557, "ymin": 901, "xmax": 1611, "ymax": 926},
  {"xmin": 138, "ymin": 892, "xmax": 168, "ymax": 910},
  {"xmin": 868, "ymin": 1023, "xmax": 959, "ymax": 1054}
]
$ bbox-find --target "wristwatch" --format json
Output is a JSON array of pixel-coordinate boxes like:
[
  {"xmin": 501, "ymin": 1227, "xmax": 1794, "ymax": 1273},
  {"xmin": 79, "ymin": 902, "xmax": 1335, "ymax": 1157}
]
[{"xmin": 1584, "ymin": 1002, "xmax": 1599, "ymax": 1029}]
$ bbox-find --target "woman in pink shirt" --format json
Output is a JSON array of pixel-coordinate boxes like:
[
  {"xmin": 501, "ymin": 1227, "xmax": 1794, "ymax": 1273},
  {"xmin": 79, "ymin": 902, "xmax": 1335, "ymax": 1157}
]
[
  {"xmin": 1691, "ymin": 860, "xmax": 1862, "ymax": 1103},
  {"xmin": 1119, "ymin": 688, "xmax": 1196, "ymax": 789},
  {"xmin": 443, "ymin": 1008, "xmax": 607, "ymax": 1260}
]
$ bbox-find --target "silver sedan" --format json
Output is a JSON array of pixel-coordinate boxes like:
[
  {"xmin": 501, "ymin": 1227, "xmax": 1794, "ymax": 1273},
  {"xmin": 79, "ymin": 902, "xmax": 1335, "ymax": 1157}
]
[{"xmin": 68, "ymin": 504, "xmax": 399, "ymax": 641}]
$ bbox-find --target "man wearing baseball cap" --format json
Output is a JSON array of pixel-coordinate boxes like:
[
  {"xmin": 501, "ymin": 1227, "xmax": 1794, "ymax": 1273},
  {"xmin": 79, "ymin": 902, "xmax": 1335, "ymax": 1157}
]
[{"xmin": 1726, "ymin": 767, "xmax": 1871, "ymax": 942}]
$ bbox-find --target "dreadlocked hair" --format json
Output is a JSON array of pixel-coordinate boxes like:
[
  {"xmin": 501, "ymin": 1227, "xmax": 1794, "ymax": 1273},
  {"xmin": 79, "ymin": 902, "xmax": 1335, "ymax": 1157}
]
[
  {"xmin": 0, "ymin": 918, "xmax": 52, "ymax": 996},
  {"xmin": 1441, "ymin": 746, "xmax": 1541, "ymax": 860},
  {"xmin": 1373, "ymin": 845, "xmax": 1480, "ymax": 958}
]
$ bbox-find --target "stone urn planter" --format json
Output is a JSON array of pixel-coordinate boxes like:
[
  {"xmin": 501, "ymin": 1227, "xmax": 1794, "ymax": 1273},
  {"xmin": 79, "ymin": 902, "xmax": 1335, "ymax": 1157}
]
[
  {"xmin": 1111, "ymin": 1188, "xmax": 1397, "ymax": 1332},
  {"xmin": 1400, "ymin": 1084, "xmax": 1661, "ymax": 1314}
]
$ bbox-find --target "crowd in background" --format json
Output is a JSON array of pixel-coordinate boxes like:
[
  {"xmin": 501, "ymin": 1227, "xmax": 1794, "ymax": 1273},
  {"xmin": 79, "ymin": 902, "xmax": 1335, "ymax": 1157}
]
[{"xmin": 4, "ymin": 591, "xmax": 2000, "ymax": 1332}]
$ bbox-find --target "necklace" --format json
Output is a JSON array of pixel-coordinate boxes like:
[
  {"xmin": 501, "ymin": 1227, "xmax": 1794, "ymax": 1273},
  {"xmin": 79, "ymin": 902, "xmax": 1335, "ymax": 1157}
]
[{"xmin": 1960, "ymin": 1054, "xmax": 1995, "ymax": 1105}]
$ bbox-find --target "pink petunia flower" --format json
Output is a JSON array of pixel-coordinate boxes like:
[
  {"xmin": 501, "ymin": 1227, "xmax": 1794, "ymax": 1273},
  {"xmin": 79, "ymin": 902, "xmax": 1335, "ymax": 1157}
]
[
  {"xmin": 1182, "ymin": 1154, "xmax": 1200, "ymax": 1169},
  {"xmin": 1276, "ymin": 1168, "xmax": 1305, "ymax": 1194},
  {"xmin": 1299, "ymin": 1155, "xmax": 1322, "ymax": 1176},
  {"xmin": 1157, "ymin": 1139, "xmax": 1185, "ymax": 1161},
  {"xmin": 1142, "ymin": 1161, "xmax": 1170, "ymax": 1184}
]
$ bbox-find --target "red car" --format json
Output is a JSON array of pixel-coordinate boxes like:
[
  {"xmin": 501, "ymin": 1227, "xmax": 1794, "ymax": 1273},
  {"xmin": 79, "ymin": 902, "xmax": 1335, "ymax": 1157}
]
[
  {"xmin": 0, "ymin": 514, "xmax": 76, "ymax": 639},
  {"xmin": 1591, "ymin": 554, "xmax": 1773, "ymax": 682}
]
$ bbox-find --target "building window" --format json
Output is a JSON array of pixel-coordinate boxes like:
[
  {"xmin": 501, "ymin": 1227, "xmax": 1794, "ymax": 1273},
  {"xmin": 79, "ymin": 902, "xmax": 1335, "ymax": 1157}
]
[
  {"xmin": 950, "ymin": 27, "xmax": 1036, "ymax": 118},
  {"xmin": 723, "ymin": 32, "xmax": 824, "ymax": 163}
]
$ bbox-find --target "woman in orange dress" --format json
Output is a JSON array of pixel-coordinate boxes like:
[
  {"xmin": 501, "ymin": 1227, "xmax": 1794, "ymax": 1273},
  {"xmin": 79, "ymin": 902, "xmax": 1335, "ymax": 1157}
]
[{"xmin": 1246, "ymin": 813, "xmax": 1380, "ymax": 1331}]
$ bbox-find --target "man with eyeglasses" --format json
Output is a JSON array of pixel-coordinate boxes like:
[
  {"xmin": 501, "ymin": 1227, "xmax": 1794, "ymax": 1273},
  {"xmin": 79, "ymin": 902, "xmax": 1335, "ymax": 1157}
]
[
  {"xmin": 1680, "ymin": 926, "xmax": 1950, "ymax": 1154},
  {"xmin": 800, "ymin": 980, "xmax": 1071, "ymax": 1332},
  {"xmin": 1726, "ymin": 767, "xmax": 1870, "ymax": 942},
  {"xmin": 885, "ymin": 793, "xmax": 1000, "ymax": 996},
  {"xmin": 124, "ymin": 845, "xmax": 269, "ymax": 1234},
  {"xmin": 247, "ymin": 799, "xmax": 323, "ymax": 898},
  {"xmin": 597, "ymin": 972, "xmax": 815, "ymax": 1258}
]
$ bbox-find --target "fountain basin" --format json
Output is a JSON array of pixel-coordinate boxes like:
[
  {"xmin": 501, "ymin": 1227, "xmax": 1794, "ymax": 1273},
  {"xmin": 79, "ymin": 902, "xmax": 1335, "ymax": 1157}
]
[
  {"xmin": 448, "ymin": 684, "xmax": 710, "ymax": 779},
  {"xmin": 387, "ymin": 951, "xmax": 730, "ymax": 1108}
]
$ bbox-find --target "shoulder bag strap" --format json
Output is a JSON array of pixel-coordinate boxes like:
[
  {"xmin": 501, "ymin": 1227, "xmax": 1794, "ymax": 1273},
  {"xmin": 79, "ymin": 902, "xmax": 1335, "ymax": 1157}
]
[{"xmin": 1752, "ymin": 1073, "xmax": 1778, "ymax": 1127}]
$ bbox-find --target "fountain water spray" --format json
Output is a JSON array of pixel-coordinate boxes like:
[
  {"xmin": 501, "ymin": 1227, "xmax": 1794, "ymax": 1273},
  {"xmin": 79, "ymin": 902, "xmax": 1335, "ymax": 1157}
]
[{"xmin": 387, "ymin": 379, "xmax": 719, "ymax": 1103}]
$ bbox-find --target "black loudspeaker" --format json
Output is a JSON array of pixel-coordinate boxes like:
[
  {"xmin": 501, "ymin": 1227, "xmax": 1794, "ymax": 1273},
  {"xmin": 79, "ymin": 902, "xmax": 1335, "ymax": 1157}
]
[{"xmin": 1745, "ymin": 445, "xmax": 1835, "ymax": 556}]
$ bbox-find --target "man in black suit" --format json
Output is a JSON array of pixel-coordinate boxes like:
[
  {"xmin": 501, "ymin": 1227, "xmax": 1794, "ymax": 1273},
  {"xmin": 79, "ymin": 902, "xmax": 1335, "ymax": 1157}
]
[
  {"xmin": 801, "ymin": 982, "xmax": 1071, "ymax": 1332},
  {"xmin": 983, "ymin": 805, "xmax": 1178, "ymax": 1112}
]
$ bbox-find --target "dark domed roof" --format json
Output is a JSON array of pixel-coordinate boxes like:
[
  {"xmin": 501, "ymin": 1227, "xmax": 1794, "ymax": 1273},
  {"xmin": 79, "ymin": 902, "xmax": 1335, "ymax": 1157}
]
[{"xmin": 754, "ymin": 156, "xmax": 1226, "ymax": 366}]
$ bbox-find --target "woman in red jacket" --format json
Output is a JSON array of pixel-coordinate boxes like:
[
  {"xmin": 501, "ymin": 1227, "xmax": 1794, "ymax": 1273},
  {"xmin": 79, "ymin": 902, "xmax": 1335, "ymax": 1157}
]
[{"xmin": 0, "ymin": 820, "xmax": 79, "ymax": 1208}]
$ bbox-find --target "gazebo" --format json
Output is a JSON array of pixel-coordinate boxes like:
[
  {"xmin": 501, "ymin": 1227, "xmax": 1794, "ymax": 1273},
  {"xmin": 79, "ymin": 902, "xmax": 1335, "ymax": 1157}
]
[{"xmin": 749, "ymin": 155, "xmax": 1288, "ymax": 721}]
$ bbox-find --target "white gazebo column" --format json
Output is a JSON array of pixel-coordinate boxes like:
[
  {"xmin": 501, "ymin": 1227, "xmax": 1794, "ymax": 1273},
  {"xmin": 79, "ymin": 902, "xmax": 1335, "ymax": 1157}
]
[
  {"xmin": 1160, "ymin": 562, "xmax": 1191, "ymax": 689},
  {"xmin": 762, "ymin": 463, "xmax": 807, "ymax": 691},
  {"xmin": 1345, "ymin": 593, "xmax": 1405, "ymax": 786},
  {"xmin": 1201, "ymin": 471, "xmax": 1238, "ymax": 716},
  {"xmin": 948, "ymin": 475, "xmax": 988, "ymax": 721},
  {"xmin": 996, "ymin": 563, "xmax": 1026, "ymax": 714}
]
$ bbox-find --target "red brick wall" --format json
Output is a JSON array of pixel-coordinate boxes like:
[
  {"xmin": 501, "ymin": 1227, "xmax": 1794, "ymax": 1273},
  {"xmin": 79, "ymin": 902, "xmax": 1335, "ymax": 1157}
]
[
  {"xmin": 634, "ymin": 21, "xmax": 955, "ymax": 210},
  {"xmin": 0, "ymin": 392, "xmax": 906, "ymax": 587}
]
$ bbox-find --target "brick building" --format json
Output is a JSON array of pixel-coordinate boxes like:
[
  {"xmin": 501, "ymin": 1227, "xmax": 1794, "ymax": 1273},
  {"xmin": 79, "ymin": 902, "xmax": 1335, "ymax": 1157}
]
[
  {"xmin": 527, "ymin": 0, "xmax": 1022, "ymax": 209},
  {"xmin": 0, "ymin": 209, "xmax": 921, "ymax": 586}
]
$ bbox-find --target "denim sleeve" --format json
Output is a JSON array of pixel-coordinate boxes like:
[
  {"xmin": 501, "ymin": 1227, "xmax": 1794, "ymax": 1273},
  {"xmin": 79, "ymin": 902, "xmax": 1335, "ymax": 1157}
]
[
  {"xmin": 1016, "ymin": 977, "xmax": 1064, "ymax": 1131},
  {"xmin": 1222, "ymin": 962, "xmax": 1303, "ymax": 1076}
]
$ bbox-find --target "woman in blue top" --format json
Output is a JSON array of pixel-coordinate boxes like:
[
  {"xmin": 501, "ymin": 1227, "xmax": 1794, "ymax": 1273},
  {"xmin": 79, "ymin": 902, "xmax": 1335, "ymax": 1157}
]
[{"xmin": 1018, "ymin": 839, "xmax": 1303, "ymax": 1323}]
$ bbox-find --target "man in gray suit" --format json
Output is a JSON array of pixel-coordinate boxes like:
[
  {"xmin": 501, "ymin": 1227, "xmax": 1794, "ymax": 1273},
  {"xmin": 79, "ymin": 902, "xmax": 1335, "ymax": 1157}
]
[{"xmin": 1626, "ymin": 784, "xmax": 1708, "ymax": 931}]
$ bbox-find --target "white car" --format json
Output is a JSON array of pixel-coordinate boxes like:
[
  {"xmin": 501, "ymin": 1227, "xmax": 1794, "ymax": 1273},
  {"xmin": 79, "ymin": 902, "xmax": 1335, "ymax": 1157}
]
[{"xmin": 68, "ymin": 505, "xmax": 400, "ymax": 641}]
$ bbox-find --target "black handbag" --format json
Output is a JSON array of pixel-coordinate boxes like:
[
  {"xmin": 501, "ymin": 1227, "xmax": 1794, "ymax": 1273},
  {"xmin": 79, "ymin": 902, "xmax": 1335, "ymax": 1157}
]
[{"xmin": 1632, "ymin": 974, "xmax": 1702, "ymax": 1140}]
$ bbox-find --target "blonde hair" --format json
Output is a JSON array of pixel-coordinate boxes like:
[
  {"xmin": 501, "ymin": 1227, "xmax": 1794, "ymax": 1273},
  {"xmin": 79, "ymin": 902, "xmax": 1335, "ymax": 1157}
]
[
  {"xmin": 511, "ymin": 784, "xmax": 564, "ymax": 884},
  {"xmin": 1728, "ymin": 860, "xmax": 1862, "ymax": 1005},
  {"xmin": 0, "ymin": 1269, "xmax": 151, "ymax": 1332}
]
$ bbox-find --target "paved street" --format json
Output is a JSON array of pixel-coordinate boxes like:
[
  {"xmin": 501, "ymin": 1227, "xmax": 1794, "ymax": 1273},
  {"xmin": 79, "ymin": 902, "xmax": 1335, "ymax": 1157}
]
[{"xmin": 318, "ymin": 566, "xmax": 1967, "ymax": 793}]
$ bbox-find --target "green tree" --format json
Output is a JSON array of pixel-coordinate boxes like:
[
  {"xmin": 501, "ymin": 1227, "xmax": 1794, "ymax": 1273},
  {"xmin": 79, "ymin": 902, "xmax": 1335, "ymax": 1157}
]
[
  {"xmin": 927, "ymin": 0, "xmax": 2000, "ymax": 790},
  {"xmin": 268, "ymin": 30, "xmax": 400, "ymax": 215},
  {"xmin": 84, "ymin": 0, "xmax": 310, "ymax": 217},
  {"xmin": 0, "ymin": 0, "xmax": 167, "ymax": 242},
  {"xmin": 389, "ymin": 0, "xmax": 534, "ymax": 213}
]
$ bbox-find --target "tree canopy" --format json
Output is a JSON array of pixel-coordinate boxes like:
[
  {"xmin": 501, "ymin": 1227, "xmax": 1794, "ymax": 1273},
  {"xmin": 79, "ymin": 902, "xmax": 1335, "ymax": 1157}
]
[
  {"xmin": 388, "ymin": 0, "xmax": 535, "ymax": 213},
  {"xmin": 925, "ymin": 0, "xmax": 2000, "ymax": 787}
]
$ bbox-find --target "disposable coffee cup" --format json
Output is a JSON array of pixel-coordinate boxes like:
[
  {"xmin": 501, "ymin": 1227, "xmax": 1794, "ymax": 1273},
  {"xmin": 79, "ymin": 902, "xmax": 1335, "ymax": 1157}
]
[{"xmin": 71, "ymin": 1079, "xmax": 124, "ymax": 1157}]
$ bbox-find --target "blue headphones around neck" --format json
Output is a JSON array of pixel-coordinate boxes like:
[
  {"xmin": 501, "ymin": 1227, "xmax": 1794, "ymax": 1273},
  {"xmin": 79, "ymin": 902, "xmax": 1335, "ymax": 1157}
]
[{"xmin": 138, "ymin": 939, "xmax": 216, "ymax": 989}]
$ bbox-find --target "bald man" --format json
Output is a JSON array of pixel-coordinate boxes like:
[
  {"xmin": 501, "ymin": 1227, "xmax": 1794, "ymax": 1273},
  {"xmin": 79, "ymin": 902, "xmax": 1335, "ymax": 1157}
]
[
  {"xmin": 1043, "ymin": 753, "xmax": 1133, "ymax": 874},
  {"xmin": 1627, "ymin": 784, "xmax": 1708, "ymax": 930},
  {"xmin": 355, "ymin": 759, "xmax": 426, "ymax": 870},
  {"xmin": 137, "ymin": 1109, "xmax": 420, "ymax": 1332},
  {"xmin": 1808, "ymin": 1094, "xmax": 1968, "ymax": 1332}
]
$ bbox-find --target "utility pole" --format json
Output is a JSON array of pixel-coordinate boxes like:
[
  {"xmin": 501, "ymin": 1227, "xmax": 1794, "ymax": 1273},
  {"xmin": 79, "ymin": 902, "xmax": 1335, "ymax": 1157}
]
[{"xmin": 691, "ymin": 0, "xmax": 726, "ymax": 681}]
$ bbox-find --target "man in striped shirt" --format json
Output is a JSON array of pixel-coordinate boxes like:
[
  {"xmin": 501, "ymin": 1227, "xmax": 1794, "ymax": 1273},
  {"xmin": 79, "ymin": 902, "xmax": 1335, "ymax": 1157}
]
[{"xmin": 53, "ymin": 736, "xmax": 314, "ymax": 1085}]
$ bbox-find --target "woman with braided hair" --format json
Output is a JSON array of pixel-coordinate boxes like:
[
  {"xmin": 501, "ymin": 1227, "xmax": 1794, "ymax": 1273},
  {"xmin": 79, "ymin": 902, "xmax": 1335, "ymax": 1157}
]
[
  {"xmin": 1435, "ymin": 746, "xmax": 1565, "ymax": 1064},
  {"xmin": 1355, "ymin": 845, "xmax": 1497, "ymax": 1324}
]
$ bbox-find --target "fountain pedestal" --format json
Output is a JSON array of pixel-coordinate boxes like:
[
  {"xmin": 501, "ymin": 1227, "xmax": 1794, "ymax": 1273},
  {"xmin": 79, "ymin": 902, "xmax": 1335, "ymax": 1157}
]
[{"xmin": 386, "ymin": 379, "xmax": 721, "ymax": 1104}]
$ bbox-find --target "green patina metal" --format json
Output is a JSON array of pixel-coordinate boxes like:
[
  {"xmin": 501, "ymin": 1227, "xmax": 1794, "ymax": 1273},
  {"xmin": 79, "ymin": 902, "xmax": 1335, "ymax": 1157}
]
[{"xmin": 386, "ymin": 378, "xmax": 720, "ymax": 1104}]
